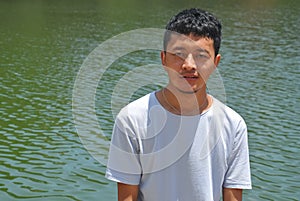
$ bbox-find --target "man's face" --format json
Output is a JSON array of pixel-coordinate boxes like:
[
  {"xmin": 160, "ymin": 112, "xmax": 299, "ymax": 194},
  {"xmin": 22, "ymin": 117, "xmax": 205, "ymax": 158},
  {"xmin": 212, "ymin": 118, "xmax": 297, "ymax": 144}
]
[{"xmin": 161, "ymin": 33, "xmax": 221, "ymax": 94}]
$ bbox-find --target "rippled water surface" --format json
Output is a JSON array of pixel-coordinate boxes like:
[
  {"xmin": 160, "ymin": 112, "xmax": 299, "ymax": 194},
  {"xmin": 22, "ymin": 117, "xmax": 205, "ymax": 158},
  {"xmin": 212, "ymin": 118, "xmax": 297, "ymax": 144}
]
[{"xmin": 1, "ymin": 0, "xmax": 299, "ymax": 200}]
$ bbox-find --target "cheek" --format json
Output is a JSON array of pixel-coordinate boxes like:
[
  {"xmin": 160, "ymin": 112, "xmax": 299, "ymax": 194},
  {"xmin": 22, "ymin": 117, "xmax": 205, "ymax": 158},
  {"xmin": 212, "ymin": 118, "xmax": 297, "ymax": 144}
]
[
  {"xmin": 197, "ymin": 61, "xmax": 216, "ymax": 79},
  {"xmin": 165, "ymin": 67, "xmax": 180, "ymax": 77},
  {"xmin": 164, "ymin": 59, "xmax": 182, "ymax": 72}
]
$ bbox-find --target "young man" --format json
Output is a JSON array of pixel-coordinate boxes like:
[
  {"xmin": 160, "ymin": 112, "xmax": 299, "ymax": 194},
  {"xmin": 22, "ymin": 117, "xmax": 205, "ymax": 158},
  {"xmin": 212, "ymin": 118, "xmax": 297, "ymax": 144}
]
[{"xmin": 106, "ymin": 8, "xmax": 252, "ymax": 201}]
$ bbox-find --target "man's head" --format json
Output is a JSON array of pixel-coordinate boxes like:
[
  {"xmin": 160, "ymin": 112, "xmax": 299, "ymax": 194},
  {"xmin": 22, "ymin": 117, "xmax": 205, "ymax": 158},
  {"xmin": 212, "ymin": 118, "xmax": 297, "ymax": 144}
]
[
  {"xmin": 161, "ymin": 8, "xmax": 222, "ymax": 94},
  {"xmin": 163, "ymin": 8, "xmax": 222, "ymax": 57}
]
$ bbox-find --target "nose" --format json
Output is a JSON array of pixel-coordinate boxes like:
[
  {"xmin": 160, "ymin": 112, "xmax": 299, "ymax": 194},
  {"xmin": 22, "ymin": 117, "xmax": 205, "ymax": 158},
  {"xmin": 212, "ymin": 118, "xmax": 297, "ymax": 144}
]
[{"xmin": 182, "ymin": 53, "xmax": 196, "ymax": 71}]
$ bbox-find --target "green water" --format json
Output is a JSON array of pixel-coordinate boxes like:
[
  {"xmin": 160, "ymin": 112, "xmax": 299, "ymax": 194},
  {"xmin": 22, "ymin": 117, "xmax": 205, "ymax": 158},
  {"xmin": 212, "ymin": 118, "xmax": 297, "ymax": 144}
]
[{"xmin": 1, "ymin": 0, "xmax": 299, "ymax": 200}]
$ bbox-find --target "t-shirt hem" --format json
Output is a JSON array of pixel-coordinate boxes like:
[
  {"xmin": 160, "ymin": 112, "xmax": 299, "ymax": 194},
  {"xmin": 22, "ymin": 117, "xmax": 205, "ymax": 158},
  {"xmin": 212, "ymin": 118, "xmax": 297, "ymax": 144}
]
[
  {"xmin": 105, "ymin": 170, "xmax": 140, "ymax": 185},
  {"xmin": 223, "ymin": 184, "xmax": 252, "ymax": 189}
]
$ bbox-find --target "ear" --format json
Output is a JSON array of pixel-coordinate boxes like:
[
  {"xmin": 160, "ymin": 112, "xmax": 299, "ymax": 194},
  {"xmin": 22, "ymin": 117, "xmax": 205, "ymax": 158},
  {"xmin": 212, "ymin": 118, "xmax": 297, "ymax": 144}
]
[
  {"xmin": 214, "ymin": 54, "xmax": 221, "ymax": 67},
  {"xmin": 161, "ymin": 51, "xmax": 166, "ymax": 66}
]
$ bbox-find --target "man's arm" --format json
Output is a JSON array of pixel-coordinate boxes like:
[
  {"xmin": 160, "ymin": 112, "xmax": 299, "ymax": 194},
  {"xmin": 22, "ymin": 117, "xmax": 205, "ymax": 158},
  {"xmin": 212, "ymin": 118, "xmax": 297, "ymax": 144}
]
[
  {"xmin": 118, "ymin": 183, "xmax": 139, "ymax": 201},
  {"xmin": 223, "ymin": 188, "xmax": 243, "ymax": 201}
]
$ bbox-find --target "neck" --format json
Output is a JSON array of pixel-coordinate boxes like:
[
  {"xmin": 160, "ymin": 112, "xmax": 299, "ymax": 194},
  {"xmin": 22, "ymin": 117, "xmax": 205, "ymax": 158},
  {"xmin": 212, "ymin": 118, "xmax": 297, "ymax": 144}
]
[{"xmin": 161, "ymin": 85, "xmax": 210, "ymax": 115}]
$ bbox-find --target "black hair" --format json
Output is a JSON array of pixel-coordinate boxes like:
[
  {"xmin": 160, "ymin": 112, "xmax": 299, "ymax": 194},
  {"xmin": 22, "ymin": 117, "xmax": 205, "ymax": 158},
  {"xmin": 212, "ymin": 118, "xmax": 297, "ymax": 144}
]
[{"xmin": 164, "ymin": 8, "xmax": 222, "ymax": 56}]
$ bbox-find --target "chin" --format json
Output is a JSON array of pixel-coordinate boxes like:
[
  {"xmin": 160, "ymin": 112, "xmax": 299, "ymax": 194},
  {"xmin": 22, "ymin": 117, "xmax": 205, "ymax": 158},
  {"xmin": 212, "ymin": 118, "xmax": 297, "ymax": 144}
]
[{"xmin": 176, "ymin": 86, "xmax": 202, "ymax": 94}]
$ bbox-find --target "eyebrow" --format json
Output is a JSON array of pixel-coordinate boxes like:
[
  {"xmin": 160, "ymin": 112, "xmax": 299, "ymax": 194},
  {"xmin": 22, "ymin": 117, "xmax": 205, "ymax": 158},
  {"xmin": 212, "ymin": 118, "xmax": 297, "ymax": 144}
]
[
  {"xmin": 194, "ymin": 48, "xmax": 210, "ymax": 54},
  {"xmin": 169, "ymin": 46, "xmax": 186, "ymax": 52},
  {"xmin": 169, "ymin": 46, "xmax": 210, "ymax": 55}
]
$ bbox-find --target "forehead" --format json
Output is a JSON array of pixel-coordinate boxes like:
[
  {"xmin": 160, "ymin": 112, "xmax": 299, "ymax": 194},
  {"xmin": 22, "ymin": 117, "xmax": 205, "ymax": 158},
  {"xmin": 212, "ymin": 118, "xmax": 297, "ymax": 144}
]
[{"xmin": 166, "ymin": 33, "xmax": 214, "ymax": 52}]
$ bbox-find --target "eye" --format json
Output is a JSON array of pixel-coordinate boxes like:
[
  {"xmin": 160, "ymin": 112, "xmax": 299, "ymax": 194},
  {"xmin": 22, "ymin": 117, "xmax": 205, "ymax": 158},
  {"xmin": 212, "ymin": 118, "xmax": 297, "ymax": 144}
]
[
  {"xmin": 195, "ymin": 53, "xmax": 209, "ymax": 59},
  {"xmin": 174, "ymin": 52, "xmax": 187, "ymax": 58}
]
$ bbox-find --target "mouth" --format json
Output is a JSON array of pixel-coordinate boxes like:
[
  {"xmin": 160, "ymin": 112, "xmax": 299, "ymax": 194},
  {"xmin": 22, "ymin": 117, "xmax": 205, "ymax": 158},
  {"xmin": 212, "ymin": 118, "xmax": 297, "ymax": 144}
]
[{"xmin": 181, "ymin": 74, "xmax": 199, "ymax": 80}]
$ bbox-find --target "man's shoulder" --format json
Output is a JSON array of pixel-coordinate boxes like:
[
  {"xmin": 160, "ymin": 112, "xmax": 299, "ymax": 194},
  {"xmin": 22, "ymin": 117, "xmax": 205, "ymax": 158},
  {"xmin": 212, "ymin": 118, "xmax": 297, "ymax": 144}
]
[
  {"xmin": 211, "ymin": 97, "xmax": 247, "ymax": 140},
  {"xmin": 126, "ymin": 92, "xmax": 154, "ymax": 111},
  {"xmin": 117, "ymin": 92, "xmax": 155, "ymax": 119},
  {"xmin": 212, "ymin": 97, "xmax": 245, "ymax": 124}
]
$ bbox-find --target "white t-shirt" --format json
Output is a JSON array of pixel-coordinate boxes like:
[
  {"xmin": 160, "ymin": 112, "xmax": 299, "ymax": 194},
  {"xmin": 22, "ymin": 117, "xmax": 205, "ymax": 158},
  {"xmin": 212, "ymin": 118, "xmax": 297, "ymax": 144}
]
[{"xmin": 106, "ymin": 92, "xmax": 251, "ymax": 201}]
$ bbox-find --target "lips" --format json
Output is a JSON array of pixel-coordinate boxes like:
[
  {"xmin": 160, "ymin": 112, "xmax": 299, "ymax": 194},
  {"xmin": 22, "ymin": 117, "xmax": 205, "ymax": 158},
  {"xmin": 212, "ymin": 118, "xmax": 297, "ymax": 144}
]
[{"xmin": 181, "ymin": 73, "xmax": 199, "ymax": 79}]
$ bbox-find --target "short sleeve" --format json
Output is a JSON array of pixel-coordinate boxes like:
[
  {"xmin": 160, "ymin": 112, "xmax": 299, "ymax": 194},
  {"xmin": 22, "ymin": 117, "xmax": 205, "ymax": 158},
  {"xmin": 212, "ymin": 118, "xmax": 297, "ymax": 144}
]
[
  {"xmin": 105, "ymin": 114, "xmax": 142, "ymax": 185},
  {"xmin": 223, "ymin": 119, "xmax": 252, "ymax": 189}
]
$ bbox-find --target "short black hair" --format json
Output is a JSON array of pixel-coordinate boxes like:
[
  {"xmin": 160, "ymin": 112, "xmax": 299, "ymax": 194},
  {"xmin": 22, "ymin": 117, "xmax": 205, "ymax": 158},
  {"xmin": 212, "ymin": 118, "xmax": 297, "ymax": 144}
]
[{"xmin": 164, "ymin": 8, "xmax": 222, "ymax": 56}]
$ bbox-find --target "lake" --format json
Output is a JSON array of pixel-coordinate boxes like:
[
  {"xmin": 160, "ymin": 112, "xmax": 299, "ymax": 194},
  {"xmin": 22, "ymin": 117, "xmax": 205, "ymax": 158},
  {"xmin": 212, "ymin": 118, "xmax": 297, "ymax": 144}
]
[{"xmin": 0, "ymin": 0, "xmax": 299, "ymax": 200}]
